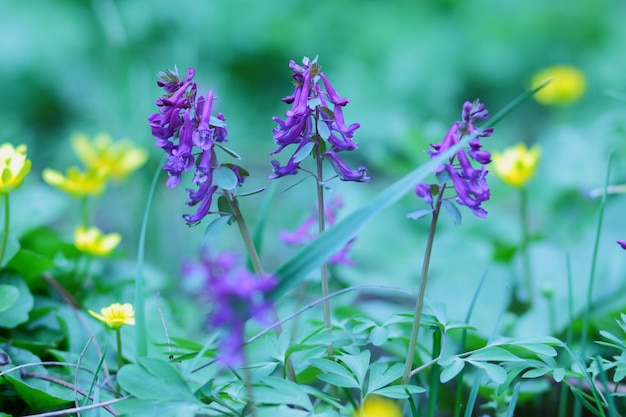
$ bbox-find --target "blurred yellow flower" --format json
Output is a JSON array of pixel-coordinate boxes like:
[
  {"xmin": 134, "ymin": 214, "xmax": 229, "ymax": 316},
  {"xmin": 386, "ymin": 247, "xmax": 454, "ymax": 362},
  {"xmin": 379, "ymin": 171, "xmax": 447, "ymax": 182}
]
[
  {"xmin": 42, "ymin": 166, "xmax": 109, "ymax": 198},
  {"xmin": 88, "ymin": 302, "xmax": 135, "ymax": 330},
  {"xmin": 492, "ymin": 143, "xmax": 541, "ymax": 187},
  {"xmin": 74, "ymin": 226, "xmax": 121, "ymax": 256},
  {"xmin": 0, "ymin": 143, "xmax": 32, "ymax": 195},
  {"xmin": 72, "ymin": 132, "xmax": 148, "ymax": 180},
  {"xmin": 355, "ymin": 396, "xmax": 402, "ymax": 417},
  {"xmin": 531, "ymin": 65, "xmax": 585, "ymax": 106}
]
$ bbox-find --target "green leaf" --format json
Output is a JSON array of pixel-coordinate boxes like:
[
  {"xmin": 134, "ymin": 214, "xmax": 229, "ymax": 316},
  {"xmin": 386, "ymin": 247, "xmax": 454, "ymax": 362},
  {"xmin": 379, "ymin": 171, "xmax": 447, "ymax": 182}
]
[
  {"xmin": 293, "ymin": 141, "xmax": 316, "ymax": 163},
  {"xmin": 338, "ymin": 350, "xmax": 371, "ymax": 389},
  {"xmin": 441, "ymin": 199, "xmax": 462, "ymax": 226},
  {"xmin": 264, "ymin": 331, "xmax": 291, "ymax": 364},
  {"xmin": 522, "ymin": 367, "xmax": 552, "ymax": 379},
  {"xmin": 114, "ymin": 398, "xmax": 206, "ymax": 417},
  {"xmin": 310, "ymin": 358, "xmax": 360, "ymax": 389},
  {"xmin": 406, "ymin": 208, "xmax": 434, "ymax": 220},
  {"xmin": 6, "ymin": 248, "xmax": 56, "ymax": 283},
  {"xmin": 0, "ymin": 235, "xmax": 19, "ymax": 267},
  {"xmin": 0, "ymin": 272, "xmax": 33, "ymax": 328},
  {"xmin": 256, "ymin": 376, "xmax": 314, "ymax": 411},
  {"xmin": 512, "ymin": 342, "xmax": 558, "ymax": 357},
  {"xmin": 467, "ymin": 361, "xmax": 507, "ymax": 384},
  {"xmin": 439, "ymin": 357, "xmax": 465, "ymax": 383},
  {"xmin": 202, "ymin": 215, "xmax": 232, "ymax": 246},
  {"xmin": 117, "ymin": 358, "xmax": 199, "ymax": 403},
  {"xmin": 3, "ymin": 373, "xmax": 73, "ymax": 410},
  {"xmin": 0, "ymin": 284, "xmax": 19, "ymax": 313},
  {"xmin": 317, "ymin": 122, "xmax": 331, "ymax": 140},
  {"xmin": 466, "ymin": 346, "xmax": 525, "ymax": 362},
  {"xmin": 366, "ymin": 362, "xmax": 404, "ymax": 394},
  {"xmin": 215, "ymin": 142, "xmax": 241, "ymax": 159},
  {"xmin": 214, "ymin": 165, "xmax": 239, "ymax": 190},
  {"xmin": 371, "ymin": 384, "xmax": 426, "ymax": 399},
  {"xmin": 1, "ymin": 346, "xmax": 74, "ymax": 410},
  {"xmin": 552, "ymin": 368, "xmax": 566, "ymax": 382},
  {"xmin": 369, "ymin": 326, "xmax": 388, "ymax": 346}
]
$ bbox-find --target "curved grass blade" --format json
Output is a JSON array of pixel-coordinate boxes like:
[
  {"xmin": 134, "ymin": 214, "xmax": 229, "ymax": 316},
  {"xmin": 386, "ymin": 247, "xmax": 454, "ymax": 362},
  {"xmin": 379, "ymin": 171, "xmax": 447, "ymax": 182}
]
[
  {"xmin": 134, "ymin": 158, "xmax": 165, "ymax": 359},
  {"xmin": 270, "ymin": 87, "xmax": 539, "ymax": 300}
]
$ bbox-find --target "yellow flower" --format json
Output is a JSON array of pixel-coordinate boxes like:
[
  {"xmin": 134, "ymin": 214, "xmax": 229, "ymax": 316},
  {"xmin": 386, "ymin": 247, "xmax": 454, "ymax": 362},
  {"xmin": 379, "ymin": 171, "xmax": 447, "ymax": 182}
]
[
  {"xmin": 355, "ymin": 396, "xmax": 402, "ymax": 417},
  {"xmin": 531, "ymin": 65, "xmax": 586, "ymax": 106},
  {"xmin": 88, "ymin": 302, "xmax": 135, "ymax": 330},
  {"xmin": 74, "ymin": 226, "xmax": 121, "ymax": 256},
  {"xmin": 0, "ymin": 143, "xmax": 32, "ymax": 195},
  {"xmin": 492, "ymin": 143, "xmax": 541, "ymax": 187},
  {"xmin": 42, "ymin": 166, "xmax": 109, "ymax": 198},
  {"xmin": 71, "ymin": 132, "xmax": 148, "ymax": 180}
]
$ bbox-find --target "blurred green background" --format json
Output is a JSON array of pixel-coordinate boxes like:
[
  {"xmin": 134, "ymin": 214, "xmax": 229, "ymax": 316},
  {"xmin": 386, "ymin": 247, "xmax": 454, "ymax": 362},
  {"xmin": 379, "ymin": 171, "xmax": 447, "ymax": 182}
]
[{"xmin": 2, "ymin": 0, "xmax": 626, "ymax": 337}]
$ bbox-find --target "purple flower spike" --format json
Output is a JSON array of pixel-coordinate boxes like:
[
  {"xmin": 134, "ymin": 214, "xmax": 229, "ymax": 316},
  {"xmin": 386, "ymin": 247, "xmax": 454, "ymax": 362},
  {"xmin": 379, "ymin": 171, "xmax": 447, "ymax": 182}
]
[
  {"xmin": 415, "ymin": 100, "xmax": 493, "ymax": 218},
  {"xmin": 270, "ymin": 57, "xmax": 369, "ymax": 183},
  {"xmin": 183, "ymin": 251, "xmax": 276, "ymax": 367},
  {"xmin": 149, "ymin": 67, "xmax": 246, "ymax": 226},
  {"xmin": 618, "ymin": 240, "xmax": 626, "ymax": 250}
]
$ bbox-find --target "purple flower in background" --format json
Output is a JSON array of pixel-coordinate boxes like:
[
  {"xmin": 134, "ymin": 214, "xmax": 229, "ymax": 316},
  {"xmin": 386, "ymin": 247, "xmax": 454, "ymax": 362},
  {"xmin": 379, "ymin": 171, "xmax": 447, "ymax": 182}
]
[
  {"xmin": 149, "ymin": 67, "xmax": 243, "ymax": 226},
  {"xmin": 183, "ymin": 251, "xmax": 276, "ymax": 367},
  {"xmin": 415, "ymin": 100, "xmax": 493, "ymax": 218},
  {"xmin": 618, "ymin": 240, "xmax": 626, "ymax": 250},
  {"xmin": 270, "ymin": 56, "xmax": 370, "ymax": 183},
  {"xmin": 280, "ymin": 197, "xmax": 356, "ymax": 266}
]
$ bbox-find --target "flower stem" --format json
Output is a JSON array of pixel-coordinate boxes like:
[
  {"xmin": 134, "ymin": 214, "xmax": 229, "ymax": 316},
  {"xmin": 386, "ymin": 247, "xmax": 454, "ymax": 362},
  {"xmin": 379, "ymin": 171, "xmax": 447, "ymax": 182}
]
[
  {"xmin": 313, "ymin": 123, "xmax": 333, "ymax": 357},
  {"xmin": 519, "ymin": 186, "xmax": 533, "ymax": 306},
  {"xmin": 427, "ymin": 328, "xmax": 442, "ymax": 417},
  {"xmin": 115, "ymin": 328, "xmax": 123, "ymax": 394},
  {"xmin": 224, "ymin": 189, "xmax": 264, "ymax": 276},
  {"xmin": 0, "ymin": 194, "xmax": 10, "ymax": 267},
  {"xmin": 223, "ymin": 189, "xmax": 297, "ymax": 381},
  {"xmin": 402, "ymin": 186, "xmax": 444, "ymax": 385}
]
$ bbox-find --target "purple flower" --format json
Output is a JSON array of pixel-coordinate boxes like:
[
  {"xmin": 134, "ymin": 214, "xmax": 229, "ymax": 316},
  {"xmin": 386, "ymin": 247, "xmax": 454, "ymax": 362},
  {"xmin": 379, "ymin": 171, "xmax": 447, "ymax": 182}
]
[
  {"xmin": 280, "ymin": 197, "xmax": 356, "ymax": 266},
  {"xmin": 149, "ymin": 67, "xmax": 244, "ymax": 225},
  {"xmin": 323, "ymin": 151, "xmax": 371, "ymax": 183},
  {"xmin": 415, "ymin": 100, "xmax": 493, "ymax": 218},
  {"xmin": 618, "ymin": 240, "xmax": 626, "ymax": 250},
  {"xmin": 270, "ymin": 56, "xmax": 370, "ymax": 183},
  {"xmin": 183, "ymin": 251, "xmax": 276, "ymax": 367},
  {"xmin": 414, "ymin": 183, "xmax": 434, "ymax": 205}
]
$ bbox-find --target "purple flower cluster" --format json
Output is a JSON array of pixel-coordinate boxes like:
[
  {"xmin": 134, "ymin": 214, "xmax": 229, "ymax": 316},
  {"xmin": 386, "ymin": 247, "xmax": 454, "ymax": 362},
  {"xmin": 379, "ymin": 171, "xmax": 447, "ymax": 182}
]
[
  {"xmin": 415, "ymin": 100, "xmax": 494, "ymax": 218},
  {"xmin": 149, "ymin": 67, "xmax": 243, "ymax": 225},
  {"xmin": 618, "ymin": 240, "xmax": 626, "ymax": 250},
  {"xmin": 280, "ymin": 197, "xmax": 356, "ymax": 266},
  {"xmin": 183, "ymin": 251, "xmax": 276, "ymax": 367},
  {"xmin": 270, "ymin": 57, "xmax": 370, "ymax": 183}
]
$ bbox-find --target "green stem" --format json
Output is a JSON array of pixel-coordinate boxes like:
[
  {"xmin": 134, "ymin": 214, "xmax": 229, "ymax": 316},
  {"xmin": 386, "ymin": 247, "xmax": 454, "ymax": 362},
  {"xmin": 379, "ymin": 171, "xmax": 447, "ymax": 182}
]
[
  {"xmin": 115, "ymin": 328, "xmax": 123, "ymax": 394},
  {"xmin": 581, "ymin": 152, "xmax": 612, "ymax": 356},
  {"xmin": 313, "ymin": 133, "xmax": 332, "ymax": 354},
  {"xmin": 223, "ymin": 189, "xmax": 297, "ymax": 381},
  {"xmin": 427, "ymin": 328, "xmax": 442, "ymax": 417},
  {"xmin": 0, "ymin": 194, "xmax": 10, "ymax": 267},
  {"xmin": 224, "ymin": 190, "xmax": 264, "ymax": 276},
  {"xmin": 519, "ymin": 186, "xmax": 533, "ymax": 305},
  {"xmin": 402, "ymin": 186, "xmax": 444, "ymax": 385}
]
